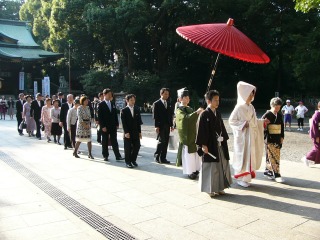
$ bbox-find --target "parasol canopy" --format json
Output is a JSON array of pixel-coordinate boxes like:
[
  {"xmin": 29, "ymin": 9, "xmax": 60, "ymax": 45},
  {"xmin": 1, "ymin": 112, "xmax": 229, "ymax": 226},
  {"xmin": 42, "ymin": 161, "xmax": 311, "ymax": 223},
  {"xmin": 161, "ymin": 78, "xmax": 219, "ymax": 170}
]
[{"xmin": 176, "ymin": 18, "xmax": 270, "ymax": 64}]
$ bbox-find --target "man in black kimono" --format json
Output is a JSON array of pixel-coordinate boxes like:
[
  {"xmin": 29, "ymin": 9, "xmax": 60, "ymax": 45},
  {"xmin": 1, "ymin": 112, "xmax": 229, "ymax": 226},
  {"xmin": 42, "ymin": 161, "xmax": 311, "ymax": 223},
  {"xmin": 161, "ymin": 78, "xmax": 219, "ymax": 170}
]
[
  {"xmin": 196, "ymin": 90, "xmax": 232, "ymax": 197},
  {"xmin": 121, "ymin": 94, "xmax": 143, "ymax": 168},
  {"xmin": 152, "ymin": 88, "xmax": 174, "ymax": 164}
]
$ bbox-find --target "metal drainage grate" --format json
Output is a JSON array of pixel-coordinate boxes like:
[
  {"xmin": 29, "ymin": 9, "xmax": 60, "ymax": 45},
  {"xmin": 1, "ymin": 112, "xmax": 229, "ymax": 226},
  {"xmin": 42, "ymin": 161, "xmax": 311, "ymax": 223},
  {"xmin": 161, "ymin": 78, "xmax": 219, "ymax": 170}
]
[{"xmin": 0, "ymin": 151, "xmax": 136, "ymax": 240}]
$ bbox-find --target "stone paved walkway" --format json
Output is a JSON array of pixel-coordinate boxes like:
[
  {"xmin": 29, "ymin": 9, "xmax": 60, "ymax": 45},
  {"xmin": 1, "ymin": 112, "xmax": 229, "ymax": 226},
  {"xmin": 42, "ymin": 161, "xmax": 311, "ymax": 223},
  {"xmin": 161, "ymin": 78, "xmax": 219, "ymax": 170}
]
[{"xmin": 0, "ymin": 119, "xmax": 319, "ymax": 240}]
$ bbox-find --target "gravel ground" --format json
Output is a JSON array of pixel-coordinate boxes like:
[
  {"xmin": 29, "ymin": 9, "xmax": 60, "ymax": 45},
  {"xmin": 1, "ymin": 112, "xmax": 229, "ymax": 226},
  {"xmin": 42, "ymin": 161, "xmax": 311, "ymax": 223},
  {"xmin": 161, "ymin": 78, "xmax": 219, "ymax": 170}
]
[{"xmin": 136, "ymin": 113, "xmax": 313, "ymax": 163}]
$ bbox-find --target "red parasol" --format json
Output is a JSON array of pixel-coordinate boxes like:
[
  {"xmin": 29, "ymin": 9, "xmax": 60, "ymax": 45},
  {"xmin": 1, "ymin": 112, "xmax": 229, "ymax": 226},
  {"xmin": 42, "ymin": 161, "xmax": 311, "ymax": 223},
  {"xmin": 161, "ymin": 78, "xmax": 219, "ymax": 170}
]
[{"xmin": 176, "ymin": 18, "xmax": 270, "ymax": 91}]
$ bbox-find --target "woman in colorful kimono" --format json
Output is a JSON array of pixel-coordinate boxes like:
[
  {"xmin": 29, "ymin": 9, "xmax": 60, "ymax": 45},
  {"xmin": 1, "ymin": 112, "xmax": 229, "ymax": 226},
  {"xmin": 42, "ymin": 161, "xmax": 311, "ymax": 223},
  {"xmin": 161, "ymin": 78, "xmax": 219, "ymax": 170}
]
[
  {"xmin": 262, "ymin": 97, "xmax": 285, "ymax": 183},
  {"xmin": 41, "ymin": 98, "xmax": 53, "ymax": 142},
  {"xmin": 302, "ymin": 101, "xmax": 320, "ymax": 166}
]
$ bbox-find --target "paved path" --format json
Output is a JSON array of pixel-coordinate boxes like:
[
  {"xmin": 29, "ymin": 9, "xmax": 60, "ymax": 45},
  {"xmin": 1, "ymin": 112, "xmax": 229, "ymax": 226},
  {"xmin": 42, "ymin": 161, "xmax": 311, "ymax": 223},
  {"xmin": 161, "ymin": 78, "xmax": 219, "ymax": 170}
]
[{"xmin": 0, "ymin": 119, "xmax": 319, "ymax": 240}]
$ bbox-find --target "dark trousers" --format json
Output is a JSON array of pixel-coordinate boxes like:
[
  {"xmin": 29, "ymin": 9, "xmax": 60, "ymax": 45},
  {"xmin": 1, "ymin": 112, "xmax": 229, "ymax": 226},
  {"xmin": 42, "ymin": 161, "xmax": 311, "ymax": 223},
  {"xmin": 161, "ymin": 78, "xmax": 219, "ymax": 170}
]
[
  {"xmin": 63, "ymin": 122, "xmax": 72, "ymax": 147},
  {"xmin": 70, "ymin": 124, "xmax": 76, "ymax": 148},
  {"xmin": 97, "ymin": 128, "xmax": 102, "ymax": 143},
  {"xmin": 154, "ymin": 125, "xmax": 170, "ymax": 161},
  {"xmin": 17, "ymin": 116, "xmax": 23, "ymax": 134},
  {"xmin": 35, "ymin": 119, "xmax": 41, "ymax": 138},
  {"xmin": 124, "ymin": 137, "xmax": 140, "ymax": 164},
  {"xmin": 298, "ymin": 118, "xmax": 304, "ymax": 128},
  {"xmin": 102, "ymin": 130, "xmax": 121, "ymax": 158}
]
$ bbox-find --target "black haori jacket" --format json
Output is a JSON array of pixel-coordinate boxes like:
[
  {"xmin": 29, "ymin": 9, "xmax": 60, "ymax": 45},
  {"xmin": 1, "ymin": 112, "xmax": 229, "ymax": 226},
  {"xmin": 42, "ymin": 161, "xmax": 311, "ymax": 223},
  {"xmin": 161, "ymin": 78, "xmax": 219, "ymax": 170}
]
[{"xmin": 196, "ymin": 108, "xmax": 230, "ymax": 162}]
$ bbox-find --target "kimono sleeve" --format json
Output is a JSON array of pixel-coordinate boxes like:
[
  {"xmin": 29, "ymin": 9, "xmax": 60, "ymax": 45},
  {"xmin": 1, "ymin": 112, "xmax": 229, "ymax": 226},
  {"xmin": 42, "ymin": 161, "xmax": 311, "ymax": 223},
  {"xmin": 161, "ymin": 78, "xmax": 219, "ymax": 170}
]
[
  {"xmin": 196, "ymin": 111, "xmax": 210, "ymax": 146},
  {"xmin": 229, "ymin": 105, "xmax": 246, "ymax": 130}
]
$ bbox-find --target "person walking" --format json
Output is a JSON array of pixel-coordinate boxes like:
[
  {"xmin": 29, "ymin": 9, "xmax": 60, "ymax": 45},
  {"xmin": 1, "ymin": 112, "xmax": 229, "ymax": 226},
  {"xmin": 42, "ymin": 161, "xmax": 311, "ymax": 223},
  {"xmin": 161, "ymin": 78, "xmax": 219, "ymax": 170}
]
[
  {"xmin": 262, "ymin": 97, "xmax": 285, "ymax": 183},
  {"xmin": 16, "ymin": 93, "xmax": 25, "ymax": 136},
  {"xmin": 50, "ymin": 99, "xmax": 62, "ymax": 144},
  {"xmin": 281, "ymin": 99, "xmax": 294, "ymax": 131},
  {"xmin": 23, "ymin": 95, "xmax": 36, "ymax": 137},
  {"xmin": 302, "ymin": 101, "xmax": 320, "ymax": 166},
  {"xmin": 152, "ymin": 88, "xmax": 174, "ymax": 164},
  {"xmin": 41, "ymin": 98, "xmax": 53, "ymax": 142},
  {"xmin": 229, "ymin": 81, "xmax": 269, "ymax": 188},
  {"xmin": 67, "ymin": 98, "xmax": 80, "ymax": 149},
  {"xmin": 59, "ymin": 94, "xmax": 74, "ymax": 149},
  {"xmin": 175, "ymin": 88, "xmax": 203, "ymax": 179},
  {"xmin": 120, "ymin": 94, "xmax": 143, "ymax": 168},
  {"xmin": 30, "ymin": 93, "xmax": 44, "ymax": 140},
  {"xmin": 196, "ymin": 90, "xmax": 232, "ymax": 197},
  {"xmin": 94, "ymin": 92, "xmax": 104, "ymax": 144},
  {"xmin": 7, "ymin": 97, "xmax": 15, "ymax": 120},
  {"xmin": 0, "ymin": 95, "xmax": 7, "ymax": 120},
  {"xmin": 295, "ymin": 101, "xmax": 308, "ymax": 131},
  {"xmin": 74, "ymin": 96, "xmax": 94, "ymax": 159},
  {"xmin": 98, "ymin": 88, "xmax": 124, "ymax": 161}
]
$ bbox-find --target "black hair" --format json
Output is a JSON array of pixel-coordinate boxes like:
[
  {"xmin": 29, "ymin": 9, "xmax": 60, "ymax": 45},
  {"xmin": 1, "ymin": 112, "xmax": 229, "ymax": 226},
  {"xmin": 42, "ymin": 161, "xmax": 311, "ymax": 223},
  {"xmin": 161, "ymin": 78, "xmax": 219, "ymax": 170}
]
[
  {"xmin": 125, "ymin": 94, "xmax": 136, "ymax": 101},
  {"xmin": 160, "ymin": 88, "xmax": 170, "ymax": 95},
  {"xmin": 103, "ymin": 88, "xmax": 112, "ymax": 95},
  {"xmin": 205, "ymin": 90, "xmax": 220, "ymax": 101}
]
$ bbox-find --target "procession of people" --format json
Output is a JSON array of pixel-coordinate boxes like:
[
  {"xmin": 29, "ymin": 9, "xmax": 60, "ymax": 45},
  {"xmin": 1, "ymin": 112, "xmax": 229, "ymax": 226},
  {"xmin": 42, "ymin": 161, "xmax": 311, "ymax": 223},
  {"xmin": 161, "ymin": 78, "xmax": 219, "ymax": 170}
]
[{"xmin": 1, "ymin": 81, "xmax": 319, "ymax": 198}]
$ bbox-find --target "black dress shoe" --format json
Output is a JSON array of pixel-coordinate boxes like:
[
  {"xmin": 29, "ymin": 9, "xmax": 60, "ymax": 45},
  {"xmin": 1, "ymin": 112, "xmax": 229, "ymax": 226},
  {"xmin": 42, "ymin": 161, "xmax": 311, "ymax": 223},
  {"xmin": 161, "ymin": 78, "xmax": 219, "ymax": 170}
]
[
  {"xmin": 132, "ymin": 162, "xmax": 138, "ymax": 167},
  {"xmin": 88, "ymin": 154, "xmax": 94, "ymax": 159},
  {"xmin": 104, "ymin": 157, "xmax": 109, "ymax": 161},
  {"xmin": 126, "ymin": 163, "xmax": 133, "ymax": 168},
  {"xmin": 154, "ymin": 158, "xmax": 160, "ymax": 163},
  {"xmin": 116, "ymin": 157, "xmax": 125, "ymax": 161},
  {"xmin": 64, "ymin": 146, "xmax": 67, "ymax": 150},
  {"xmin": 160, "ymin": 159, "xmax": 170, "ymax": 164}
]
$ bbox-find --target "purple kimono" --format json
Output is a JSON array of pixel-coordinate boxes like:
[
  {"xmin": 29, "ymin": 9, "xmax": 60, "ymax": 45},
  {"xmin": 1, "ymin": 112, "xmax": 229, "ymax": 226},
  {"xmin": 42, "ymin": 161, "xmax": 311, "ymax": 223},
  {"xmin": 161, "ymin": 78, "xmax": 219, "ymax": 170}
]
[{"xmin": 306, "ymin": 110, "xmax": 320, "ymax": 164}]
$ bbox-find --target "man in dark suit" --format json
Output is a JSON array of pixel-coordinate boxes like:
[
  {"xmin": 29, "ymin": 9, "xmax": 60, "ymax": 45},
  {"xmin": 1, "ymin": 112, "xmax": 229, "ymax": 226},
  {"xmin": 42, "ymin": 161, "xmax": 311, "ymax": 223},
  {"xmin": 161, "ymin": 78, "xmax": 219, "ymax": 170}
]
[
  {"xmin": 30, "ymin": 93, "xmax": 44, "ymax": 139},
  {"xmin": 59, "ymin": 94, "xmax": 74, "ymax": 149},
  {"xmin": 152, "ymin": 88, "xmax": 174, "ymax": 164},
  {"xmin": 94, "ymin": 92, "xmax": 104, "ymax": 144},
  {"xmin": 16, "ymin": 93, "xmax": 25, "ymax": 136},
  {"xmin": 57, "ymin": 92, "xmax": 66, "ymax": 107},
  {"xmin": 98, "ymin": 88, "xmax": 124, "ymax": 161},
  {"xmin": 121, "ymin": 94, "xmax": 143, "ymax": 168}
]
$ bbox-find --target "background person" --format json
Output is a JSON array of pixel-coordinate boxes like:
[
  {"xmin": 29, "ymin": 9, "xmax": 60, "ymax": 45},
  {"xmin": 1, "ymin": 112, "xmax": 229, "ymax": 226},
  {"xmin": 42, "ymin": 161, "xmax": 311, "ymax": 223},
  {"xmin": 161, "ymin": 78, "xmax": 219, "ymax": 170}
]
[
  {"xmin": 152, "ymin": 88, "xmax": 174, "ymax": 164},
  {"xmin": 30, "ymin": 93, "xmax": 44, "ymax": 140},
  {"xmin": 281, "ymin": 99, "xmax": 295, "ymax": 131},
  {"xmin": 7, "ymin": 97, "xmax": 15, "ymax": 120},
  {"xmin": 23, "ymin": 95, "xmax": 36, "ymax": 137},
  {"xmin": 41, "ymin": 98, "xmax": 53, "ymax": 142},
  {"xmin": 295, "ymin": 101, "xmax": 308, "ymax": 131},
  {"xmin": 74, "ymin": 96, "xmax": 94, "ymax": 159},
  {"xmin": 67, "ymin": 98, "xmax": 80, "ymax": 149},
  {"xmin": 50, "ymin": 99, "xmax": 62, "ymax": 144},
  {"xmin": 0, "ymin": 95, "xmax": 7, "ymax": 120},
  {"xmin": 60, "ymin": 94, "xmax": 74, "ymax": 149},
  {"xmin": 16, "ymin": 93, "xmax": 25, "ymax": 136}
]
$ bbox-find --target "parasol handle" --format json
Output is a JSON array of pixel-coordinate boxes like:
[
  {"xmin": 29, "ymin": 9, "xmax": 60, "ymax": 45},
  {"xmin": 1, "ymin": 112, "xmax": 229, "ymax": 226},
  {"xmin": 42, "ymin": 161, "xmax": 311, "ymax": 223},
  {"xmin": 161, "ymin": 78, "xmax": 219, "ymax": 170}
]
[{"xmin": 205, "ymin": 53, "xmax": 221, "ymax": 93}]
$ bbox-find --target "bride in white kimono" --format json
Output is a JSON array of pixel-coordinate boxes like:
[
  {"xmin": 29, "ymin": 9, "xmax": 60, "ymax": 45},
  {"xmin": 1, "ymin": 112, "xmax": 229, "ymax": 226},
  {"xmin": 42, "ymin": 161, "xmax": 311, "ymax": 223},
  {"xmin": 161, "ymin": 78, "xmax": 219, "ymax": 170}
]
[{"xmin": 229, "ymin": 81, "xmax": 269, "ymax": 188}]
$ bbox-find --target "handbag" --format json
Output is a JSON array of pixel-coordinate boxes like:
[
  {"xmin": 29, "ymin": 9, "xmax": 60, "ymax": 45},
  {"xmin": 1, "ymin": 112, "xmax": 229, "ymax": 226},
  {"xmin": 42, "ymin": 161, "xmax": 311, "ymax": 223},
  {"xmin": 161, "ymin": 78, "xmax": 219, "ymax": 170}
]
[
  {"xmin": 41, "ymin": 122, "xmax": 45, "ymax": 131},
  {"xmin": 19, "ymin": 120, "xmax": 27, "ymax": 130}
]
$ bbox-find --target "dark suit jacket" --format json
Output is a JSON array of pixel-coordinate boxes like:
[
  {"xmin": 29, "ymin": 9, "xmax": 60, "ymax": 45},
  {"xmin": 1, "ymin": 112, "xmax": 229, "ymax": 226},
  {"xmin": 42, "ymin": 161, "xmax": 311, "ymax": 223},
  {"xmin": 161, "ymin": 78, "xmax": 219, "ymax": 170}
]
[
  {"xmin": 98, "ymin": 100, "xmax": 119, "ymax": 132},
  {"xmin": 152, "ymin": 99, "xmax": 173, "ymax": 128},
  {"xmin": 16, "ymin": 100, "xmax": 25, "ymax": 118},
  {"xmin": 58, "ymin": 98, "xmax": 66, "ymax": 107},
  {"xmin": 30, "ymin": 100, "xmax": 44, "ymax": 120},
  {"xmin": 60, "ymin": 102, "xmax": 73, "ymax": 123},
  {"xmin": 121, "ymin": 106, "xmax": 143, "ymax": 138}
]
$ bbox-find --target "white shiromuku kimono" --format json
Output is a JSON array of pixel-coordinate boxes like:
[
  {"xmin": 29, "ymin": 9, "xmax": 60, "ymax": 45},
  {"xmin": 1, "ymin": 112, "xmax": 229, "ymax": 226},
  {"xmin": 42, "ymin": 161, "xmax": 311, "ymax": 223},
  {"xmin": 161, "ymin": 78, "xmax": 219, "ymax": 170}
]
[{"xmin": 229, "ymin": 81, "xmax": 265, "ymax": 183}]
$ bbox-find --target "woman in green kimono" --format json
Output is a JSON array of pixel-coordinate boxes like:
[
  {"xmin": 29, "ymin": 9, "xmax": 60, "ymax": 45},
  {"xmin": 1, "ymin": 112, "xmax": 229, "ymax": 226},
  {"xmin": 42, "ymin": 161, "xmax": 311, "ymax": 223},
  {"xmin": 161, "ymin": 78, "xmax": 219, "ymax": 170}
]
[{"xmin": 175, "ymin": 88, "xmax": 203, "ymax": 179}]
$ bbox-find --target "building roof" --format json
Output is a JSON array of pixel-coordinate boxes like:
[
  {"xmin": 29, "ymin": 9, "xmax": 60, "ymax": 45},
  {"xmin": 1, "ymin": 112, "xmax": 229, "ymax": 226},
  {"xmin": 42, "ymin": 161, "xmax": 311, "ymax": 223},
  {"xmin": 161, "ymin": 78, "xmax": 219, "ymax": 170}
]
[{"xmin": 0, "ymin": 19, "xmax": 63, "ymax": 62}]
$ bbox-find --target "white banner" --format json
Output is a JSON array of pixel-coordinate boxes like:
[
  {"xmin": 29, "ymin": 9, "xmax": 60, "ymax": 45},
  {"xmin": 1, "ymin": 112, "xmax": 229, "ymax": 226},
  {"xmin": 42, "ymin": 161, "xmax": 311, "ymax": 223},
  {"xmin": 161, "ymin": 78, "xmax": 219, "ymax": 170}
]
[
  {"xmin": 43, "ymin": 77, "xmax": 50, "ymax": 97},
  {"xmin": 34, "ymin": 81, "xmax": 38, "ymax": 97},
  {"xmin": 42, "ymin": 79, "xmax": 45, "ymax": 97},
  {"xmin": 19, "ymin": 72, "xmax": 25, "ymax": 90}
]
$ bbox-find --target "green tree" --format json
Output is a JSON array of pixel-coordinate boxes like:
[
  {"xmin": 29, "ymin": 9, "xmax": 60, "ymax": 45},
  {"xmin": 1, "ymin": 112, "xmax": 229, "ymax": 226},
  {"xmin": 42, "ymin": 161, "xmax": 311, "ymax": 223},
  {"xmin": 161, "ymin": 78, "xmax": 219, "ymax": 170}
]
[
  {"xmin": 294, "ymin": 0, "xmax": 320, "ymax": 12},
  {"xmin": 0, "ymin": 0, "xmax": 24, "ymax": 20}
]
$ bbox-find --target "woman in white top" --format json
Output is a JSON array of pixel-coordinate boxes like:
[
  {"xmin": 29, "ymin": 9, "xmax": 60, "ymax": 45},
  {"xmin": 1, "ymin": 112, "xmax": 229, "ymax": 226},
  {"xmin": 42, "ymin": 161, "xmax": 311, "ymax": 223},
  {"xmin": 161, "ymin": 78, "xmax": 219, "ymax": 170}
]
[
  {"xmin": 67, "ymin": 98, "xmax": 80, "ymax": 149},
  {"xmin": 50, "ymin": 100, "xmax": 62, "ymax": 144},
  {"xmin": 295, "ymin": 101, "xmax": 308, "ymax": 131}
]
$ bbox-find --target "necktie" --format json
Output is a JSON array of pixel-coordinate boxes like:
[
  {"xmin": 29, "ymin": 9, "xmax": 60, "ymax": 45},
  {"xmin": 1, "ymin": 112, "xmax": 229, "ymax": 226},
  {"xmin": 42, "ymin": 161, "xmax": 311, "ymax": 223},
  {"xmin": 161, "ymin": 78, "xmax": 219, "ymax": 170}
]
[
  {"xmin": 131, "ymin": 107, "xmax": 134, "ymax": 117},
  {"xmin": 107, "ymin": 101, "xmax": 111, "ymax": 111},
  {"xmin": 38, "ymin": 101, "xmax": 41, "ymax": 107},
  {"xmin": 164, "ymin": 100, "xmax": 167, "ymax": 109}
]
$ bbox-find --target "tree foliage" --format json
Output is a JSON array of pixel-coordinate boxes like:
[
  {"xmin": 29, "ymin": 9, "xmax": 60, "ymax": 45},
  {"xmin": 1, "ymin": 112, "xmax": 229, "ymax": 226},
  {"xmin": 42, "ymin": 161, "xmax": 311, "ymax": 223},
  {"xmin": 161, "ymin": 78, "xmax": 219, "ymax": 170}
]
[
  {"xmin": 294, "ymin": 0, "xmax": 320, "ymax": 12},
  {"xmin": 15, "ymin": 0, "xmax": 320, "ymax": 103},
  {"xmin": 0, "ymin": 0, "xmax": 24, "ymax": 20}
]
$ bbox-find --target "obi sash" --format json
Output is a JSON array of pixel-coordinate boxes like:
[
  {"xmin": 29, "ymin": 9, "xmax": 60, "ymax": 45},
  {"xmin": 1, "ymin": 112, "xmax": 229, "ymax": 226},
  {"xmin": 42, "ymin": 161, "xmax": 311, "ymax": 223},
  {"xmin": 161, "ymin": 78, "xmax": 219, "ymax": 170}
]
[{"xmin": 268, "ymin": 124, "xmax": 281, "ymax": 134}]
